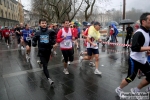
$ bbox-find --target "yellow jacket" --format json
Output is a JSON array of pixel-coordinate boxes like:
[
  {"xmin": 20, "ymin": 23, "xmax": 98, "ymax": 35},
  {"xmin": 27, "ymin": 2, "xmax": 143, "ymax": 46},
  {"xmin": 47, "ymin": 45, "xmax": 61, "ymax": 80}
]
[{"xmin": 88, "ymin": 26, "xmax": 100, "ymax": 40}]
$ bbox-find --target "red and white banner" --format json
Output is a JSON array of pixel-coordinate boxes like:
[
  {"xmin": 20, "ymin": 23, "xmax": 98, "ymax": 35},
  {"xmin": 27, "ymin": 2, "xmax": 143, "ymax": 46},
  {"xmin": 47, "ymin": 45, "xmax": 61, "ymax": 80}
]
[{"xmin": 101, "ymin": 41, "xmax": 131, "ymax": 47}]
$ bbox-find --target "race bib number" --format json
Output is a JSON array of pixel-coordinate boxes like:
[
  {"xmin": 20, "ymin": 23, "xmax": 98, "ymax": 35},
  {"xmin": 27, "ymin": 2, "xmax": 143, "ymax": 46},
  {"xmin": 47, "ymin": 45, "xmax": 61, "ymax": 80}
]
[
  {"xmin": 26, "ymin": 37, "xmax": 31, "ymax": 41},
  {"xmin": 6, "ymin": 32, "xmax": 9, "ymax": 35},
  {"xmin": 64, "ymin": 40, "xmax": 71, "ymax": 47}
]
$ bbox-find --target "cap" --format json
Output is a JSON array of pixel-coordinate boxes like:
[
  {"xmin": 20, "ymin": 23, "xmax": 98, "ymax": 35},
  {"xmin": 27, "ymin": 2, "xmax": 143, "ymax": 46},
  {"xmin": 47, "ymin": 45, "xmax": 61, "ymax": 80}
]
[
  {"xmin": 94, "ymin": 22, "xmax": 101, "ymax": 26},
  {"xmin": 87, "ymin": 23, "xmax": 91, "ymax": 26}
]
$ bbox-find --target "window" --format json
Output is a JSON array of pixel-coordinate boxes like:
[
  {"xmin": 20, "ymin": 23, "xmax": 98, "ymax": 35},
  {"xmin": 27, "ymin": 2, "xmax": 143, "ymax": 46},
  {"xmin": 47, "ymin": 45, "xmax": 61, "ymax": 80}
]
[
  {"xmin": 9, "ymin": 13, "xmax": 10, "ymax": 19},
  {"xmin": 1, "ymin": 10, "xmax": 3, "ymax": 17},
  {"xmin": 12, "ymin": 14, "xmax": 13, "ymax": 19},
  {"xmin": 5, "ymin": 11, "xmax": 7, "ymax": 18},
  {"xmin": 7, "ymin": 1, "xmax": 9, "ymax": 9},
  {"xmin": 13, "ymin": 5, "xmax": 14, "ymax": 11},
  {"xmin": 10, "ymin": 3, "xmax": 12, "ymax": 10},
  {"xmin": 4, "ymin": 0, "xmax": 6, "ymax": 7}
]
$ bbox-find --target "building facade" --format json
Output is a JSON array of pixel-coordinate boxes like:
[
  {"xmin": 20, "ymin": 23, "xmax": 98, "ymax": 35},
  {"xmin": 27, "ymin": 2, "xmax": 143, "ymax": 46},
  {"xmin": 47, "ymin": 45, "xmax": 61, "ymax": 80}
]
[
  {"xmin": 24, "ymin": 9, "xmax": 39, "ymax": 27},
  {"xmin": 0, "ymin": 0, "xmax": 24, "ymax": 27}
]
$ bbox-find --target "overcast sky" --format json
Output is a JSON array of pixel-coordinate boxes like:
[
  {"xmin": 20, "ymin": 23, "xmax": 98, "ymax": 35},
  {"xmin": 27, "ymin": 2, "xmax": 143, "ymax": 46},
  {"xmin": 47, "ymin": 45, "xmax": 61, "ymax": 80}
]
[{"xmin": 21, "ymin": 0, "xmax": 150, "ymax": 12}]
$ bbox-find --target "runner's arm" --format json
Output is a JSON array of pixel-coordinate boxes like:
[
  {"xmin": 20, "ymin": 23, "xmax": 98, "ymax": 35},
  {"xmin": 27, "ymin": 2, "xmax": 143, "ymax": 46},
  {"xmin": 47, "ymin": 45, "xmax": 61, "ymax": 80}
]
[
  {"xmin": 87, "ymin": 36, "xmax": 96, "ymax": 46},
  {"xmin": 32, "ymin": 32, "xmax": 39, "ymax": 47},
  {"xmin": 56, "ymin": 30, "xmax": 65, "ymax": 43}
]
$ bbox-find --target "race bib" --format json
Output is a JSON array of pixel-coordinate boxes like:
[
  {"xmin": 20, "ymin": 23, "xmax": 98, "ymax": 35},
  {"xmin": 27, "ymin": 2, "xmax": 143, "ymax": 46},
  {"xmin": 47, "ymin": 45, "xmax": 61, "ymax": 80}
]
[
  {"xmin": 40, "ymin": 35, "xmax": 49, "ymax": 43},
  {"xmin": 26, "ymin": 37, "xmax": 31, "ymax": 41},
  {"xmin": 64, "ymin": 40, "xmax": 71, "ymax": 47}
]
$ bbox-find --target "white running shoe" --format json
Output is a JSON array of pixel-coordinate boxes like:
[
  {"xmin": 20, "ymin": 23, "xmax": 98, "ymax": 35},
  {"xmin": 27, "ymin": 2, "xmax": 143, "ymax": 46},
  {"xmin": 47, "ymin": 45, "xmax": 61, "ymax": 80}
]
[
  {"xmin": 79, "ymin": 51, "xmax": 84, "ymax": 56},
  {"xmin": 37, "ymin": 60, "xmax": 41, "ymax": 64},
  {"xmin": 18, "ymin": 44, "xmax": 20, "ymax": 48},
  {"xmin": 137, "ymin": 72, "xmax": 145, "ymax": 79},
  {"xmin": 63, "ymin": 68, "xmax": 69, "ymax": 74},
  {"xmin": 21, "ymin": 46, "xmax": 25, "ymax": 50},
  {"xmin": 48, "ymin": 78, "xmax": 54, "ymax": 86},
  {"xmin": 79, "ymin": 56, "xmax": 83, "ymax": 63},
  {"xmin": 89, "ymin": 62, "xmax": 95, "ymax": 66},
  {"xmin": 53, "ymin": 51, "xmax": 57, "ymax": 55},
  {"xmin": 94, "ymin": 69, "xmax": 102, "ymax": 75},
  {"xmin": 68, "ymin": 61, "xmax": 71, "ymax": 65},
  {"xmin": 26, "ymin": 54, "xmax": 30, "ymax": 62},
  {"xmin": 37, "ymin": 60, "xmax": 42, "ymax": 68},
  {"xmin": 115, "ymin": 87, "xmax": 126, "ymax": 99}
]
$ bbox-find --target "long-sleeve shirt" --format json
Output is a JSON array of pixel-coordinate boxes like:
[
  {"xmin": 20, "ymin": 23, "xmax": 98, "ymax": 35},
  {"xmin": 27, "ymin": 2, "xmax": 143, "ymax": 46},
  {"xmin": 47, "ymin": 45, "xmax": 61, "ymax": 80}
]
[{"xmin": 2, "ymin": 29, "xmax": 10, "ymax": 37}]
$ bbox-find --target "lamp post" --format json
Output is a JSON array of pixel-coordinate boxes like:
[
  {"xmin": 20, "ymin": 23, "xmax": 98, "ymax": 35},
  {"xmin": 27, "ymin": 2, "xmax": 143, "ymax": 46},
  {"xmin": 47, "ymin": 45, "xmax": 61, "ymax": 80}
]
[{"xmin": 122, "ymin": 0, "xmax": 126, "ymax": 31}]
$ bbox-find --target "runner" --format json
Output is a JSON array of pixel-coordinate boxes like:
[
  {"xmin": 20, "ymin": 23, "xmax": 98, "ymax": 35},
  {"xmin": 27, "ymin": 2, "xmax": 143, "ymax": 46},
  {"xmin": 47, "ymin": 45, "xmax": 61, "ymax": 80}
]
[
  {"xmin": 21, "ymin": 24, "xmax": 33, "ymax": 62},
  {"xmin": 80, "ymin": 22, "xmax": 95, "ymax": 67},
  {"xmin": 72, "ymin": 24, "xmax": 79, "ymax": 49},
  {"xmin": 51, "ymin": 23, "xmax": 59, "ymax": 55},
  {"xmin": 14, "ymin": 25, "xmax": 21, "ymax": 48},
  {"xmin": 57, "ymin": 20, "xmax": 75, "ymax": 74},
  {"xmin": 32, "ymin": 18, "xmax": 55, "ymax": 85},
  {"xmin": 115, "ymin": 12, "xmax": 150, "ymax": 99},
  {"xmin": 2, "ymin": 26, "xmax": 10, "ymax": 48},
  {"xmin": 79, "ymin": 21, "xmax": 102, "ymax": 75},
  {"xmin": 20, "ymin": 23, "xmax": 25, "ymax": 50}
]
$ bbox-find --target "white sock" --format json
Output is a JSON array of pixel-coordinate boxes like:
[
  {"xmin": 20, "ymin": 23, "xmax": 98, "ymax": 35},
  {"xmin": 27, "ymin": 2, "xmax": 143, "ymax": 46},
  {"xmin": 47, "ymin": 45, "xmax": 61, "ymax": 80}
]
[
  {"xmin": 118, "ymin": 86, "xmax": 122, "ymax": 90},
  {"xmin": 134, "ymin": 87, "xmax": 140, "ymax": 92}
]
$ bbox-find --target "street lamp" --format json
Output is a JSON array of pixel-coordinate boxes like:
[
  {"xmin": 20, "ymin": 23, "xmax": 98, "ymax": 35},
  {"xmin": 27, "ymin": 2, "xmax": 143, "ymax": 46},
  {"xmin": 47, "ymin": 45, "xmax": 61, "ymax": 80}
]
[{"xmin": 122, "ymin": 0, "xmax": 126, "ymax": 31}]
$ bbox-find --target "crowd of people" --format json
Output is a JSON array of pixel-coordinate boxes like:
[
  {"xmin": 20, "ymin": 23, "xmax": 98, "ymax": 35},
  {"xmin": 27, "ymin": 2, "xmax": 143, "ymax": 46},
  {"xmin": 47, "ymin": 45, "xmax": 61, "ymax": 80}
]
[{"xmin": 0, "ymin": 12, "xmax": 150, "ymax": 99}]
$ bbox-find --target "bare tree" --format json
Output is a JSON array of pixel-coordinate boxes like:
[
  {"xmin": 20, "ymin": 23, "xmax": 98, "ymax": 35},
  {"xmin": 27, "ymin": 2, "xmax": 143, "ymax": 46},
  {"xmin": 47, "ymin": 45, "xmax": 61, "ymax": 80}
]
[
  {"xmin": 32, "ymin": 0, "xmax": 55, "ymax": 23},
  {"xmin": 84, "ymin": 0, "xmax": 96, "ymax": 21},
  {"xmin": 32, "ymin": 0, "xmax": 84, "ymax": 23}
]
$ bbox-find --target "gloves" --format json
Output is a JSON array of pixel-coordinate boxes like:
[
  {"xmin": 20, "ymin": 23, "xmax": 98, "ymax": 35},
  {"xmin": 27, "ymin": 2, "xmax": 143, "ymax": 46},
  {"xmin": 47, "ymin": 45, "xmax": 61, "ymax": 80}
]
[{"xmin": 32, "ymin": 41, "xmax": 37, "ymax": 47}]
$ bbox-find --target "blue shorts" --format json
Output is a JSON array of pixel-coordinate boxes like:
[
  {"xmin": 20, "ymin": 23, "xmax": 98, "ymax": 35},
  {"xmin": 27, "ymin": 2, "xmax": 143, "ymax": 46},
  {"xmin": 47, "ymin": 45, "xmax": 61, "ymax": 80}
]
[{"xmin": 87, "ymin": 48, "xmax": 99, "ymax": 56}]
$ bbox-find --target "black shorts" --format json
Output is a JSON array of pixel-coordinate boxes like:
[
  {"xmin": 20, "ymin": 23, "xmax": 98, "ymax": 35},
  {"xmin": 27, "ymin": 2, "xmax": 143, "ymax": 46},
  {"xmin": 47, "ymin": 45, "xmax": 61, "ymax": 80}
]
[
  {"xmin": 61, "ymin": 49, "xmax": 74, "ymax": 63},
  {"xmin": 78, "ymin": 33, "xmax": 80, "ymax": 38},
  {"xmin": 87, "ymin": 48, "xmax": 99, "ymax": 56},
  {"xmin": 125, "ymin": 57, "xmax": 150, "ymax": 83},
  {"xmin": 25, "ymin": 40, "xmax": 31, "ymax": 47}
]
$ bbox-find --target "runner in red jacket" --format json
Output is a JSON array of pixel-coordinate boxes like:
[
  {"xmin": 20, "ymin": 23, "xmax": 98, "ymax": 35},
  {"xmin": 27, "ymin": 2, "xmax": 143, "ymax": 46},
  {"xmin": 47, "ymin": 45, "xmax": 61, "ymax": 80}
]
[{"xmin": 2, "ymin": 26, "xmax": 10, "ymax": 46}]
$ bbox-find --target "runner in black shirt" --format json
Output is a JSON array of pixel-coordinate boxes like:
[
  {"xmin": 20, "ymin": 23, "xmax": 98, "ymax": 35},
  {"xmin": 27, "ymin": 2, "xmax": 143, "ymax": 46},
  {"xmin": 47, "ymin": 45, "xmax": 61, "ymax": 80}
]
[{"xmin": 14, "ymin": 25, "xmax": 21, "ymax": 47}]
